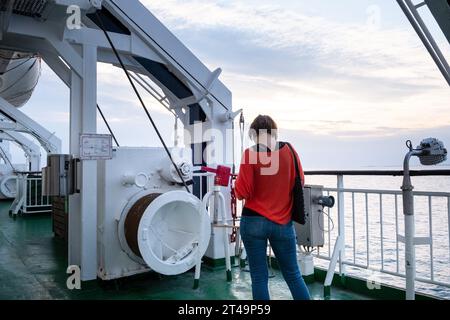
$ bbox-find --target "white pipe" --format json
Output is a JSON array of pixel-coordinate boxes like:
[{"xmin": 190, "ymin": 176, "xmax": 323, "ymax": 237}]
[
  {"xmin": 198, "ymin": 189, "xmax": 214, "ymax": 287},
  {"xmin": 404, "ymin": 214, "xmax": 416, "ymax": 300},
  {"xmin": 202, "ymin": 187, "xmax": 232, "ymax": 282},
  {"xmin": 121, "ymin": 173, "xmax": 149, "ymax": 188},
  {"xmin": 402, "ymin": 151, "xmax": 419, "ymax": 300},
  {"xmin": 337, "ymin": 175, "xmax": 346, "ymax": 276},
  {"xmin": 194, "ymin": 202, "xmax": 204, "ymax": 289},
  {"xmin": 217, "ymin": 190, "xmax": 232, "ymax": 281},
  {"xmin": 324, "ymin": 236, "xmax": 343, "ymax": 287}
]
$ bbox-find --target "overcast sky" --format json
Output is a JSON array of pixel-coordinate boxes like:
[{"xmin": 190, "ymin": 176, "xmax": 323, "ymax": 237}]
[{"xmin": 13, "ymin": 0, "xmax": 450, "ymax": 169}]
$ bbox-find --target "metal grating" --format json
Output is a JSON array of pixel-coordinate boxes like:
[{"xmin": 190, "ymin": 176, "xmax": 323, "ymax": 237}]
[{"xmin": 0, "ymin": 0, "xmax": 48, "ymax": 18}]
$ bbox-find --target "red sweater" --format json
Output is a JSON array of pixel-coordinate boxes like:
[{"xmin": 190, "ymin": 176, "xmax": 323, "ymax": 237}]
[{"xmin": 235, "ymin": 144, "xmax": 305, "ymax": 225}]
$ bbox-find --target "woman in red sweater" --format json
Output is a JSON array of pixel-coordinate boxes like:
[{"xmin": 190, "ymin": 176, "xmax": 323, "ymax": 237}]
[{"xmin": 235, "ymin": 115, "xmax": 311, "ymax": 300}]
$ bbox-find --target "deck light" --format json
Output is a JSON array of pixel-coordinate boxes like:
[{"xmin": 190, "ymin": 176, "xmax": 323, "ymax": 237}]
[
  {"xmin": 317, "ymin": 195, "xmax": 335, "ymax": 208},
  {"xmin": 401, "ymin": 138, "xmax": 447, "ymax": 300},
  {"xmin": 414, "ymin": 138, "xmax": 447, "ymax": 166}
]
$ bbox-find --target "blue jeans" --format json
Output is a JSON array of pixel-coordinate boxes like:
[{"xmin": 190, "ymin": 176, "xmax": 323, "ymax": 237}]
[{"xmin": 240, "ymin": 216, "xmax": 311, "ymax": 300}]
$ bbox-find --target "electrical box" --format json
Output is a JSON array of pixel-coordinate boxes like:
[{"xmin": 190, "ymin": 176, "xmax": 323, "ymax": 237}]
[
  {"xmin": 294, "ymin": 185, "xmax": 325, "ymax": 247},
  {"xmin": 79, "ymin": 134, "xmax": 113, "ymax": 160},
  {"xmin": 42, "ymin": 154, "xmax": 75, "ymax": 197}
]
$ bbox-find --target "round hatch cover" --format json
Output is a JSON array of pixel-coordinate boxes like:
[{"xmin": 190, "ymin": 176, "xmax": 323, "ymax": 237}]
[{"xmin": 137, "ymin": 190, "xmax": 211, "ymax": 276}]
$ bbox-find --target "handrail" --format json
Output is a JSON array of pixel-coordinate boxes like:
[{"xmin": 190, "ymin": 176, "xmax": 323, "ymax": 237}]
[
  {"xmin": 304, "ymin": 169, "xmax": 450, "ymax": 176},
  {"xmin": 313, "ymin": 181, "xmax": 450, "ymax": 298},
  {"xmin": 322, "ymin": 187, "xmax": 450, "ymax": 197},
  {"xmin": 14, "ymin": 171, "xmax": 42, "ymax": 175},
  {"xmin": 196, "ymin": 169, "xmax": 450, "ymax": 298}
]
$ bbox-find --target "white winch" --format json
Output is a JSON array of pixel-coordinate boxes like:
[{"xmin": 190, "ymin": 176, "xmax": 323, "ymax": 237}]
[{"xmin": 97, "ymin": 147, "xmax": 211, "ymax": 280}]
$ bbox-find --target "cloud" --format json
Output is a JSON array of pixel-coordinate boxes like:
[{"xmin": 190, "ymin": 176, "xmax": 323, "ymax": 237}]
[
  {"xmin": 141, "ymin": 0, "xmax": 445, "ymax": 86},
  {"xmin": 139, "ymin": 0, "xmax": 450, "ymax": 138}
]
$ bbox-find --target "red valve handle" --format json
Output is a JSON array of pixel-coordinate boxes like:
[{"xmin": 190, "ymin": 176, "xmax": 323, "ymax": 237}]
[
  {"xmin": 201, "ymin": 166, "xmax": 238, "ymax": 177},
  {"xmin": 200, "ymin": 166, "xmax": 217, "ymax": 174},
  {"xmin": 200, "ymin": 165, "xmax": 235, "ymax": 187}
]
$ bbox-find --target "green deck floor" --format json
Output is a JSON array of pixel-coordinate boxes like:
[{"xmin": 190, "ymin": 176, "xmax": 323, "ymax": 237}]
[{"xmin": 0, "ymin": 201, "xmax": 373, "ymax": 300}]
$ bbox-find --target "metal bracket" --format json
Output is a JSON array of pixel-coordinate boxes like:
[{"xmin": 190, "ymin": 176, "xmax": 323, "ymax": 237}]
[
  {"xmin": 171, "ymin": 68, "xmax": 223, "ymax": 109},
  {"xmin": 219, "ymin": 109, "xmax": 243, "ymax": 123},
  {"xmin": 397, "ymin": 234, "xmax": 432, "ymax": 245}
]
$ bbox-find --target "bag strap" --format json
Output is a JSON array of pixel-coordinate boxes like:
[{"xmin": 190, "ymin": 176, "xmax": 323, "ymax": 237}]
[{"xmin": 286, "ymin": 142, "xmax": 301, "ymax": 181}]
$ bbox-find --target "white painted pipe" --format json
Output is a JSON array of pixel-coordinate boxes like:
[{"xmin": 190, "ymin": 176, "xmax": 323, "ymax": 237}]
[
  {"xmin": 324, "ymin": 236, "xmax": 343, "ymax": 287},
  {"xmin": 198, "ymin": 190, "xmax": 215, "ymax": 287},
  {"xmin": 404, "ymin": 209, "xmax": 416, "ymax": 300},
  {"xmin": 122, "ymin": 173, "xmax": 149, "ymax": 188},
  {"xmin": 217, "ymin": 190, "xmax": 232, "ymax": 281},
  {"xmin": 402, "ymin": 151, "xmax": 417, "ymax": 300},
  {"xmin": 194, "ymin": 203, "xmax": 203, "ymax": 289},
  {"xmin": 202, "ymin": 187, "xmax": 232, "ymax": 282},
  {"xmin": 159, "ymin": 150, "xmax": 193, "ymax": 184}
]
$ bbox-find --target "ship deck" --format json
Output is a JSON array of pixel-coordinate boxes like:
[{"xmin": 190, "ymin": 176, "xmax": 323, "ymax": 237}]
[{"xmin": 0, "ymin": 201, "xmax": 375, "ymax": 300}]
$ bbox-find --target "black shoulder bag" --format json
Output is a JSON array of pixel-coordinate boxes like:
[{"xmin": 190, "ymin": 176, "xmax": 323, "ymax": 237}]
[{"xmin": 286, "ymin": 143, "xmax": 306, "ymax": 225}]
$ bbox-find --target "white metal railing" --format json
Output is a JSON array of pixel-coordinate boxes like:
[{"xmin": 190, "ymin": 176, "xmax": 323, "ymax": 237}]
[
  {"xmin": 307, "ymin": 172, "xmax": 450, "ymax": 298},
  {"xmin": 193, "ymin": 169, "xmax": 450, "ymax": 298},
  {"xmin": 24, "ymin": 174, "xmax": 51, "ymax": 213},
  {"xmin": 10, "ymin": 172, "xmax": 51, "ymax": 216}
]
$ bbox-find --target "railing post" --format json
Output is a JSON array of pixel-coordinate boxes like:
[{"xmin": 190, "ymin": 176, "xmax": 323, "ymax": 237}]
[
  {"xmin": 402, "ymin": 152, "xmax": 416, "ymax": 300},
  {"xmin": 448, "ymin": 197, "xmax": 450, "ymax": 266},
  {"xmin": 337, "ymin": 175, "xmax": 346, "ymax": 278}
]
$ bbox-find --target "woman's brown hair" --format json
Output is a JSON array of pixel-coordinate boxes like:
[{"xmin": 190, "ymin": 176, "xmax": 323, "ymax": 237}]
[{"xmin": 249, "ymin": 115, "xmax": 278, "ymax": 141}]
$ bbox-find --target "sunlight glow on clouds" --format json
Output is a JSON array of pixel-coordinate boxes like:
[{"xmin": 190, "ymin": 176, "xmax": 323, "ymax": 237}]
[{"xmin": 141, "ymin": 0, "xmax": 450, "ymax": 137}]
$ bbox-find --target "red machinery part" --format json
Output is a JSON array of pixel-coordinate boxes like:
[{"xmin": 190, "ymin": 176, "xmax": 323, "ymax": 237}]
[{"xmin": 200, "ymin": 165, "xmax": 235, "ymax": 187}]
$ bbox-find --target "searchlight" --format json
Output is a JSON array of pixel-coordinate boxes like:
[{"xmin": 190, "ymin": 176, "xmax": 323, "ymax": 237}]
[{"xmin": 401, "ymin": 138, "xmax": 447, "ymax": 300}]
